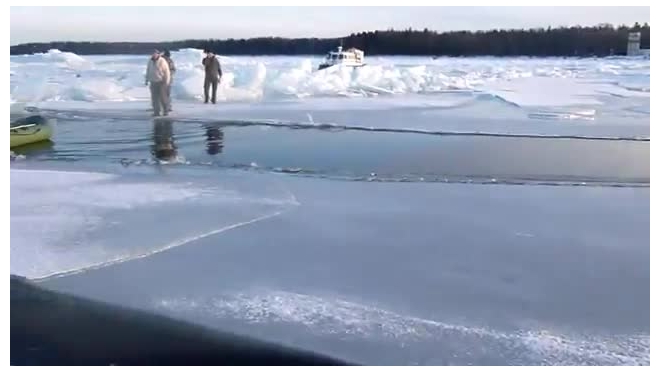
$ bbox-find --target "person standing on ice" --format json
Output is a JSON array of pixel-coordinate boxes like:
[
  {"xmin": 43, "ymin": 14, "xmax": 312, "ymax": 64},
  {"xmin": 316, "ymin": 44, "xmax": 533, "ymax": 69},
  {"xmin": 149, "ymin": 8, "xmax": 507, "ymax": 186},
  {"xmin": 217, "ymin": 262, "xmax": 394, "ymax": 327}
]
[
  {"xmin": 162, "ymin": 50, "xmax": 176, "ymax": 113},
  {"xmin": 144, "ymin": 50, "xmax": 171, "ymax": 116},
  {"xmin": 202, "ymin": 48, "xmax": 222, "ymax": 104}
]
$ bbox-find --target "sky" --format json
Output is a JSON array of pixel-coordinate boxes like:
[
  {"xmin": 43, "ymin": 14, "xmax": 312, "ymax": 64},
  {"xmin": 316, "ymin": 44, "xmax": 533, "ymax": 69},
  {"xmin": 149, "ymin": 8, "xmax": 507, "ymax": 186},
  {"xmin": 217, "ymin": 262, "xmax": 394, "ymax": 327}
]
[{"xmin": 10, "ymin": 6, "xmax": 650, "ymax": 45}]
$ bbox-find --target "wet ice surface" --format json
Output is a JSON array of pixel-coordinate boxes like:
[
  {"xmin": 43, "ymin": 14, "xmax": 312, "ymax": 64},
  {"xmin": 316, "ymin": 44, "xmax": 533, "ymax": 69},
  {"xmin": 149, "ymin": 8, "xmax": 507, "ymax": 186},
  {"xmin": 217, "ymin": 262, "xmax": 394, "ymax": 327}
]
[
  {"xmin": 10, "ymin": 51, "xmax": 649, "ymax": 365},
  {"xmin": 29, "ymin": 172, "xmax": 649, "ymax": 365}
]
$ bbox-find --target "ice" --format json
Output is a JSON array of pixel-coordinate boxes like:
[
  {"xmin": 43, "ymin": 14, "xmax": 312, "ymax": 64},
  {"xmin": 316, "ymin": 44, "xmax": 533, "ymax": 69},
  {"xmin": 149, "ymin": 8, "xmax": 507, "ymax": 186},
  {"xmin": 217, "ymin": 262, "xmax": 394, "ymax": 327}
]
[
  {"xmin": 10, "ymin": 168, "xmax": 298, "ymax": 280},
  {"xmin": 481, "ymin": 77, "xmax": 605, "ymax": 107},
  {"xmin": 9, "ymin": 49, "xmax": 649, "ymax": 366},
  {"xmin": 10, "ymin": 49, "xmax": 92, "ymax": 69},
  {"xmin": 151, "ymin": 178, "xmax": 648, "ymax": 365},
  {"xmin": 38, "ymin": 173, "xmax": 649, "ymax": 365},
  {"xmin": 9, "ymin": 51, "xmax": 649, "ymax": 140},
  {"xmin": 30, "ymin": 97, "xmax": 649, "ymax": 141},
  {"xmin": 44, "ymin": 49, "xmax": 92, "ymax": 69},
  {"xmin": 155, "ymin": 289, "xmax": 649, "ymax": 365},
  {"xmin": 10, "ymin": 50, "xmax": 649, "ymax": 106}
]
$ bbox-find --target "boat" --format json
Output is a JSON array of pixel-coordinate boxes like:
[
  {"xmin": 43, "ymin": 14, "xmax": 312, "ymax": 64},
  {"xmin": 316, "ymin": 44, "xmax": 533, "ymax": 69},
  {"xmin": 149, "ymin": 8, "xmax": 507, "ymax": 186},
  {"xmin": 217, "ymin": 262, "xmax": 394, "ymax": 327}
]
[
  {"xmin": 318, "ymin": 46, "xmax": 366, "ymax": 70},
  {"xmin": 10, "ymin": 115, "xmax": 54, "ymax": 148}
]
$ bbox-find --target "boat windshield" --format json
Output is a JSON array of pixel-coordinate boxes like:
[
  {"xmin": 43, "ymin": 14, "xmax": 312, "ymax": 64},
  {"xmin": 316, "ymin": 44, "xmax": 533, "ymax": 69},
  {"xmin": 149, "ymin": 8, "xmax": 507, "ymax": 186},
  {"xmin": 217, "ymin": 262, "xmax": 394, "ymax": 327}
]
[{"xmin": 324, "ymin": 50, "xmax": 361, "ymax": 63}]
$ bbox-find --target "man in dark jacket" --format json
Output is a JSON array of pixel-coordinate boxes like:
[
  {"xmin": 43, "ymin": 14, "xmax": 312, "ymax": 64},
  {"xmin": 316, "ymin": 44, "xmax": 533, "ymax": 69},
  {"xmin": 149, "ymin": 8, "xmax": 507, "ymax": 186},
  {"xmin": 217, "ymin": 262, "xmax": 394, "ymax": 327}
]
[
  {"xmin": 202, "ymin": 48, "xmax": 222, "ymax": 104},
  {"xmin": 162, "ymin": 50, "xmax": 176, "ymax": 112}
]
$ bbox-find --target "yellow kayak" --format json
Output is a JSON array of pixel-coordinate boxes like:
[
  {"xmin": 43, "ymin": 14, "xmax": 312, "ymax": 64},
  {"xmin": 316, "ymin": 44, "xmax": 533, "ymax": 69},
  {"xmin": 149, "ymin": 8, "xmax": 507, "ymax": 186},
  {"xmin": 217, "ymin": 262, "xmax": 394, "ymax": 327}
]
[{"xmin": 10, "ymin": 116, "xmax": 54, "ymax": 148}]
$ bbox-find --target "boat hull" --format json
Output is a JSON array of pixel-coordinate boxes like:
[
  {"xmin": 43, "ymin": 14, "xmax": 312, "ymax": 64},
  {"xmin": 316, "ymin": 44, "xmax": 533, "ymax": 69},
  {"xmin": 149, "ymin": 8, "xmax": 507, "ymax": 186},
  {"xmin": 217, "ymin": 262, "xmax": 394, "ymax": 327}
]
[
  {"xmin": 318, "ymin": 63, "xmax": 366, "ymax": 71},
  {"xmin": 10, "ymin": 116, "xmax": 54, "ymax": 148}
]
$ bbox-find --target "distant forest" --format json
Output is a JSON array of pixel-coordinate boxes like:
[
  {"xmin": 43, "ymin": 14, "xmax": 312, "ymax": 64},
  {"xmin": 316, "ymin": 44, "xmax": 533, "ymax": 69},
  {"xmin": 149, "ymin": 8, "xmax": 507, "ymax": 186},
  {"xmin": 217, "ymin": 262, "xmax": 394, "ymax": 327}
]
[{"xmin": 10, "ymin": 23, "xmax": 650, "ymax": 57}]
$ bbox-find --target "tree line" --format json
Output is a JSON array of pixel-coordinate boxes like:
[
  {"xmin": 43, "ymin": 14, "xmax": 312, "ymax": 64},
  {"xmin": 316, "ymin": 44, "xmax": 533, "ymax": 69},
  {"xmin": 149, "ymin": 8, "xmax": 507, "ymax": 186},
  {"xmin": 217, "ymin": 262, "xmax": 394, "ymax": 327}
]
[{"xmin": 10, "ymin": 23, "xmax": 650, "ymax": 57}]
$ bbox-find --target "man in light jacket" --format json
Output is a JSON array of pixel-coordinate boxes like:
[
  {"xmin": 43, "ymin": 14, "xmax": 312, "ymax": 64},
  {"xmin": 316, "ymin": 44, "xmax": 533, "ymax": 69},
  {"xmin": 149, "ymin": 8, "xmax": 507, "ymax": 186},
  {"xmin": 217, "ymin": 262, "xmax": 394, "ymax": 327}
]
[{"xmin": 145, "ymin": 50, "xmax": 171, "ymax": 116}]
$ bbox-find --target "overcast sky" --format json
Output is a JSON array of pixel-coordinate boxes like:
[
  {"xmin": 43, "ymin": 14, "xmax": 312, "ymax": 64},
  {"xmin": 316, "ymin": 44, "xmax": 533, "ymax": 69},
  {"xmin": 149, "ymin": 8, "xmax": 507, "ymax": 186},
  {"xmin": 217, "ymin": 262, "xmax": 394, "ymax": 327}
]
[{"xmin": 10, "ymin": 6, "xmax": 650, "ymax": 45}]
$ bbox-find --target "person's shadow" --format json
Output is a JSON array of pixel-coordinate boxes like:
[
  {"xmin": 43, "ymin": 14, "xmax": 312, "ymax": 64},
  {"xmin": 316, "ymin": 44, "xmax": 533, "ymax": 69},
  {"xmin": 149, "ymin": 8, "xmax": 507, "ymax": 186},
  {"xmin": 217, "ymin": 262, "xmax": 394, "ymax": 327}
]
[
  {"xmin": 205, "ymin": 124, "xmax": 224, "ymax": 155},
  {"xmin": 151, "ymin": 119, "xmax": 177, "ymax": 162}
]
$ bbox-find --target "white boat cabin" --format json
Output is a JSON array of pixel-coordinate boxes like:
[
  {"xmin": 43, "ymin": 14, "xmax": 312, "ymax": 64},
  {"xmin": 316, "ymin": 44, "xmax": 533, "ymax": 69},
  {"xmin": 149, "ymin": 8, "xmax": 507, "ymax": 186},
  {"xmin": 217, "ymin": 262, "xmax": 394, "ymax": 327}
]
[{"xmin": 318, "ymin": 46, "xmax": 365, "ymax": 70}]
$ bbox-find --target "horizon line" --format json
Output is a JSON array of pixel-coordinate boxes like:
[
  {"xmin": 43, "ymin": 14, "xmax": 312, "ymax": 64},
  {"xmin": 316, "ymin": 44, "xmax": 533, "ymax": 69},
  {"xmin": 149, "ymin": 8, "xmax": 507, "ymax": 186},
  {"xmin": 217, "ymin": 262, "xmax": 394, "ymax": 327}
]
[{"xmin": 10, "ymin": 22, "xmax": 649, "ymax": 47}]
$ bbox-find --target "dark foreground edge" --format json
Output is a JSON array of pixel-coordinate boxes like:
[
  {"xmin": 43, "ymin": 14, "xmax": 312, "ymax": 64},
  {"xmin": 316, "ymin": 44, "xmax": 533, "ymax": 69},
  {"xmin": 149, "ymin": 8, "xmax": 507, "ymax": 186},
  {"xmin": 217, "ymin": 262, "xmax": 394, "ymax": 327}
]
[{"xmin": 10, "ymin": 275, "xmax": 352, "ymax": 366}]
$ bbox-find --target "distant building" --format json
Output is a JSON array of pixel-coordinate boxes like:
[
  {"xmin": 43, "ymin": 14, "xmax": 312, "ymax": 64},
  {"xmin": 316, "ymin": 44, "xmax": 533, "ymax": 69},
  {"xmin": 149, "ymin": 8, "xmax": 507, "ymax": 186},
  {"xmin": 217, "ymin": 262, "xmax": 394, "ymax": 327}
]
[
  {"xmin": 627, "ymin": 32, "xmax": 641, "ymax": 55},
  {"xmin": 627, "ymin": 32, "xmax": 650, "ymax": 57}
]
